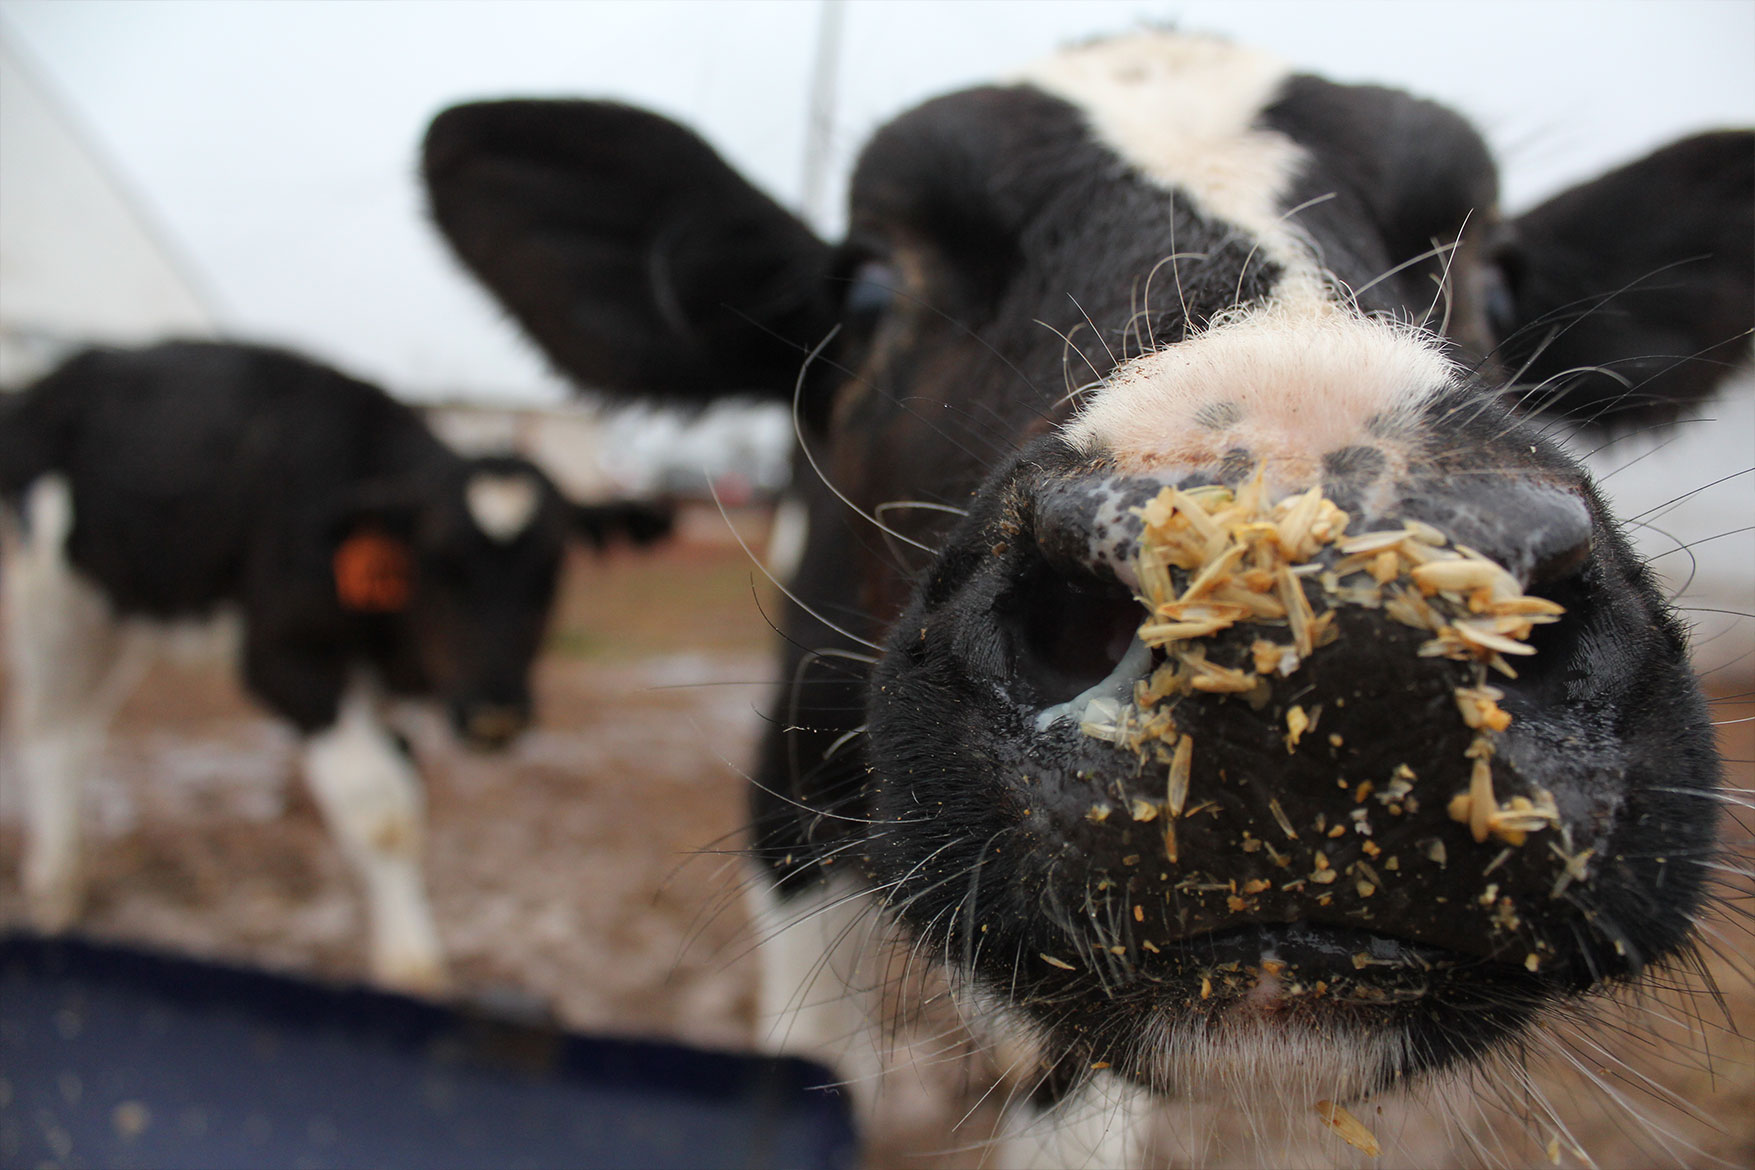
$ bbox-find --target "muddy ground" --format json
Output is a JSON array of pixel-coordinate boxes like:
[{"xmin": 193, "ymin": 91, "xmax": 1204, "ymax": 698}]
[{"xmin": 2, "ymin": 506, "xmax": 1751, "ymax": 1168}]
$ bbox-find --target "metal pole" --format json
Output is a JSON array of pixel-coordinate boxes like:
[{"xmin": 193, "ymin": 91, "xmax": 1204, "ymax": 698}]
[{"xmin": 800, "ymin": 0, "xmax": 845, "ymax": 231}]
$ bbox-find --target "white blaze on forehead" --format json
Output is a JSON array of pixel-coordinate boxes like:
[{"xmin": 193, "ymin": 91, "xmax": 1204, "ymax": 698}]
[
  {"xmin": 465, "ymin": 472, "xmax": 540, "ymax": 542},
  {"xmin": 1064, "ymin": 304, "xmax": 1459, "ymax": 486},
  {"xmin": 1019, "ymin": 33, "xmax": 1462, "ymax": 488},
  {"xmin": 1018, "ymin": 33, "xmax": 1318, "ymax": 288}
]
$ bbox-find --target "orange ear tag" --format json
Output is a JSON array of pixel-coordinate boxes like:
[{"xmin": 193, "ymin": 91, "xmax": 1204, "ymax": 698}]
[{"xmin": 334, "ymin": 529, "xmax": 413, "ymax": 612}]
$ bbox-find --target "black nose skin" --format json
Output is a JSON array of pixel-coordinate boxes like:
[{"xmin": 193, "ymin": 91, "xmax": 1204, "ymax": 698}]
[{"xmin": 1023, "ymin": 469, "xmax": 1590, "ymax": 964}]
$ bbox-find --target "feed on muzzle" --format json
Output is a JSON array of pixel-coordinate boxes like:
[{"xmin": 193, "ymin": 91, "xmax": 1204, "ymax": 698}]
[{"xmin": 1048, "ymin": 477, "xmax": 1572, "ymax": 983}]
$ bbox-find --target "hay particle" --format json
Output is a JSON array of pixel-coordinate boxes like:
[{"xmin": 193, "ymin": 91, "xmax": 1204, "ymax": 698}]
[
  {"xmin": 1267, "ymin": 798, "xmax": 1299, "ymax": 841},
  {"xmin": 1284, "ymin": 704, "xmax": 1310, "ymax": 752},
  {"xmin": 1315, "ymin": 1099, "xmax": 1383, "ymax": 1157},
  {"xmin": 1167, "ymin": 734, "xmax": 1193, "ymax": 816}
]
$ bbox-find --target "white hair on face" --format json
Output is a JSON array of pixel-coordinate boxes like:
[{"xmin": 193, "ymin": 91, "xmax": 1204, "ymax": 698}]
[
  {"xmin": 465, "ymin": 471, "xmax": 541, "ymax": 542},
  {"xmin": 1023, "ymin": 33, "xmax": 1463, "ymax": 495},
  {"xmin": 1017, "ymin": 32, "xmax": 1319, "ymax": 290},
  {"xmin": 1062, "ymin": 303, "xmax": 1459, "ymax": 496}
]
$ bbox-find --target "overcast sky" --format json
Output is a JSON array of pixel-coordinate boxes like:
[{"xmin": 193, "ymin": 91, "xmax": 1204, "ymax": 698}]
[{"xmin": 2, "ymin": 0, "xmax": 1750, "ymax": 403}]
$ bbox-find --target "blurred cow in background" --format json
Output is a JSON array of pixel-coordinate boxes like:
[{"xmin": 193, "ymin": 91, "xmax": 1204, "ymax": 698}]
[{"xmin": 0, "ymin": 340, "xmax": 671, "ymax": 992}]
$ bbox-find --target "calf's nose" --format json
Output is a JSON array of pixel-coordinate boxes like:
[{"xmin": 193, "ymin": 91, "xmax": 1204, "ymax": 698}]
[
  {"xmin": 995, "ymin": 466, "xmax": 1595, "ymax": 968},
  {"xmin": 455, "ymin": 702, "xmax": 530, "ymax": 749}
]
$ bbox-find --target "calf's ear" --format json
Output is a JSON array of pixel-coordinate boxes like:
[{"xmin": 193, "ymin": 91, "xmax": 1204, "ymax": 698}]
[
  {"xmin": 1496, "ymin": 130, "xmax": 1753, "ymax": 424},
  {"xmin": 423, "ymin": 100, "xmax": 837, "ymax": 404}
]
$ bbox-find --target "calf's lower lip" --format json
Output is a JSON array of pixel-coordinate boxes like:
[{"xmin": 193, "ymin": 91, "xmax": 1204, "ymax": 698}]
[
  {"xmin": 1136, "ymin": 920, "xmax": 1530, "ymax": 1005},
  {"xmin": 1015, "ymin": 917, "xmax": 1548, "ymax": 1095}
]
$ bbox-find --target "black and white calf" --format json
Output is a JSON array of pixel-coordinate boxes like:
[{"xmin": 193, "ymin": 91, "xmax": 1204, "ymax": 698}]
[
  {"xmin": 422, "ymin": 32, "xmax": 1752, "ymax": 1162},
  {"xmin": 0, "ymin": 340, "xmax": 670, "ymax": 993}
]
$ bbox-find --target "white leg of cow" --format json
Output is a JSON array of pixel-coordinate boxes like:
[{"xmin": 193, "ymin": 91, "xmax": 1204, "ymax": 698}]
[
  {"xmin": 302, "ymin": 685, "xmax": 447, "ymax": 994},
  {"xmin": 747, "ymin": 871, "xmax": 889, "ymax": 1122},
  {"xmin": 2, "ymin": 477, "xmax": 138, "ymax": 931},
  {"xmin": 15, "ymin": 732, "xmax": 100, "ymax": 930}
]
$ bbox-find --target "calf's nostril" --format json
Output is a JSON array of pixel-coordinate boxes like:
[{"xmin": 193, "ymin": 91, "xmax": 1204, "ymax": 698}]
[
  {"xmin": 1000, "ymin": 562, "xmax": 1144, "ymax": 708},
  {"xmin": 1399, "ymin": 480, "xmax": 1593, "ymax": 589},
  {"xmin": 1526, "ymin": 533, "xmax": 1592, "ymax": 594}
]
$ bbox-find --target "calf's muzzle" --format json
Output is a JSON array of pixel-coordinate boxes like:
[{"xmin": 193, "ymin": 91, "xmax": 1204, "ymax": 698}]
[
  {"xmin": 880, "ymin": 445, "xmax": 1614, "ymax": 1005},
  {"xmin": 453, "ymin": 699, "xmax": 531, "ymax": 749}
]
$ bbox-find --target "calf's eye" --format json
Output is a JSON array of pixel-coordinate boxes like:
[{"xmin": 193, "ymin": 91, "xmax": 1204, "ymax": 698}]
[
  {"xmin": 843, "ymin": 258, "xmax": 903, "ymax": 326},
  {"xmin": 1478, "ymin": 254, "xmax": 1519, "ymax": 342}
]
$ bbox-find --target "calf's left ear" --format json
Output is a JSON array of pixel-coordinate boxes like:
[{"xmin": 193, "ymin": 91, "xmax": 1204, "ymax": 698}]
[
  {"xmin": 423, "ymin": 100, "xmax": 836, "ymax": 405},
  {"xmin": 1495, "ymin": 130, "xmax": 1753, "ymax": 423}
]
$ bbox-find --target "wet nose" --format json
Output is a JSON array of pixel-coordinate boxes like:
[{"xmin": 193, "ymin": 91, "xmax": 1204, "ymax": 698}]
[{"xmin": 998, "ymin": 468, "xmax": 1596, "ymax": 964}]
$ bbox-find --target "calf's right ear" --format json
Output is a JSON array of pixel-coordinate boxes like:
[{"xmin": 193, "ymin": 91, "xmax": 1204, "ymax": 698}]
[{"xmin": 423, "ymin": 101, "xmax": 837, "ymax": 404}]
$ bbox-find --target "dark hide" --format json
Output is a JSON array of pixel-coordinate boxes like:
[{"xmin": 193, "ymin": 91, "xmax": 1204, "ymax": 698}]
[
  {"xmin": 423, "ymin": 102, "xmax": 835, "ymax": 405},
  {"xmin": 1493, "ymin": 131, "xmax": 1755, "ymax": 422}
]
